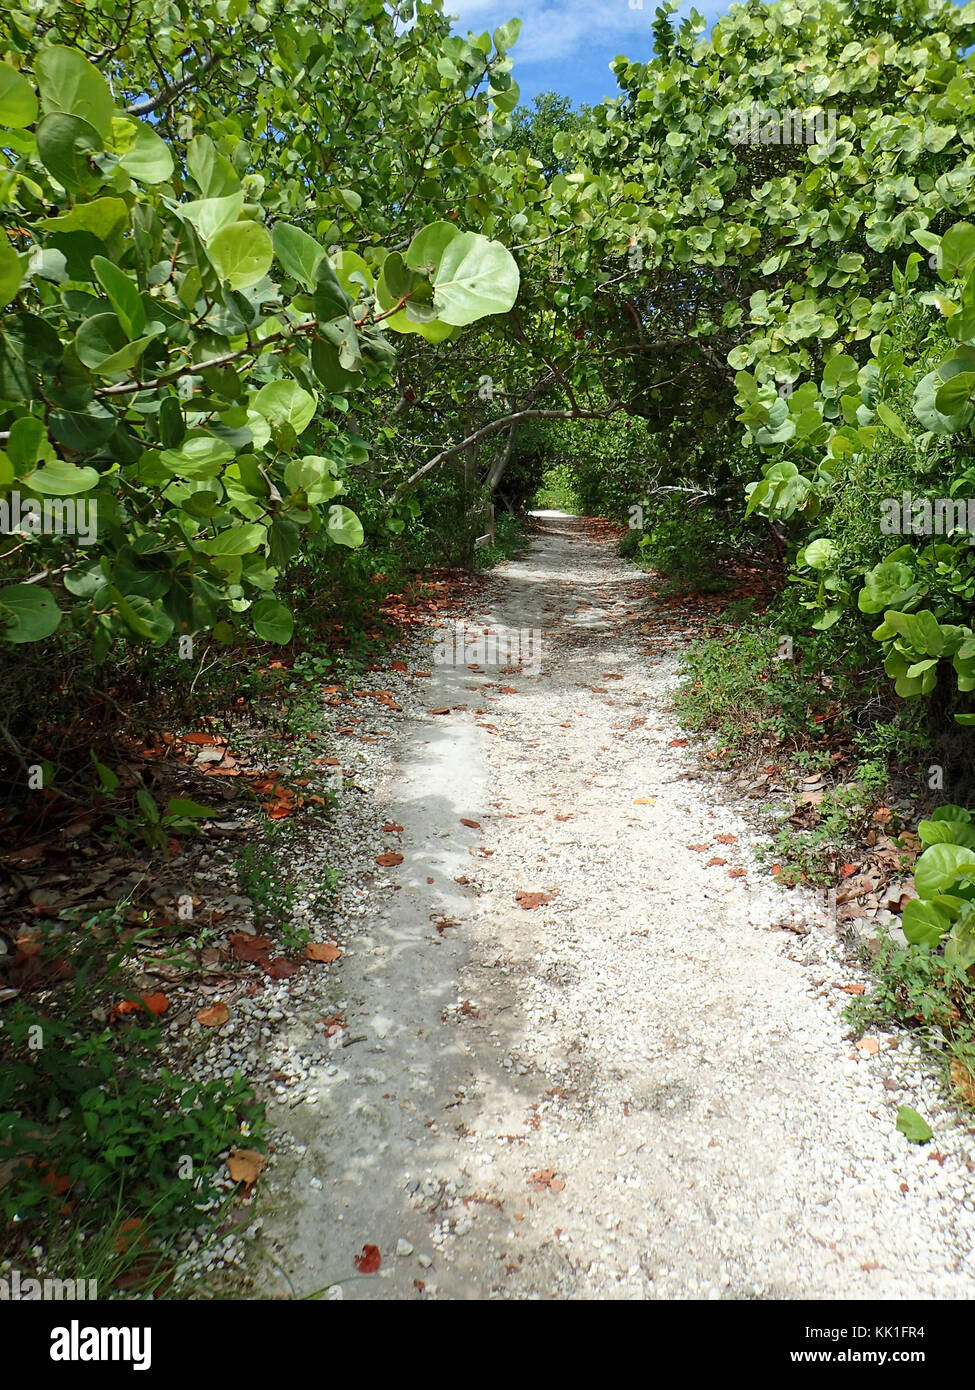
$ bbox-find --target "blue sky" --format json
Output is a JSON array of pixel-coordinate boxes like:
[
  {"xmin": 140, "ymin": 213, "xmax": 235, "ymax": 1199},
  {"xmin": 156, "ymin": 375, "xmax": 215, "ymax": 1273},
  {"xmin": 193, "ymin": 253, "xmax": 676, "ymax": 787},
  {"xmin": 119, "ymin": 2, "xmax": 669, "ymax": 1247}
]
[{"xmin": 447, "ymin": 1, "xmax": 732, "ymax": 108}]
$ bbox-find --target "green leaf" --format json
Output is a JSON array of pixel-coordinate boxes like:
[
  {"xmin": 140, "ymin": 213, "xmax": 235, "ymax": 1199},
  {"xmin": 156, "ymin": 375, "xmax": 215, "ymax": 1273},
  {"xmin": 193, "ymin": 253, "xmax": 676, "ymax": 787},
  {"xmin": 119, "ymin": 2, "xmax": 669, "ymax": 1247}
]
[
  {"xmin": 35, "ymin": 45, "xmax": 116, "ymax": 138},
  {"xmin": 311, "ymin": 338, "xmax": 359, "ymax": 391},
  {"xmin": 91, "ymin": 257, "xmax": 146, "ymax": 339},
  {"xmin": 895, "ymin": 1106, "xmax": 932, "ymax": 1144},
  {"xmin": 198, "ymin": 524, "xmax": 267, "ymax": 556},
  {"xmin": 939, "ymin": 222, "xmax": 975, "ymax": 280},
  {"xmin": 801, "ymin": 538, "xmax": 838, "ymax": 570},
  {"xmin": 935, "ymin": 370, "xmax": 975, "ymax": 415},
  {"xmin": 491, "ymin": 78, "xmax": 520, "ymax": 114},
  {"xmin": 75, "ymin": 314, "xmax": 156, "ymax": 375},
  {"xmin": 931, "ymin": 805, "xmax": 973, "ymax": 823},
  {"xmin": 901, "ymin": 897, "xmax": 952, "ymax": 947},
  {"xmin": 283, "ymin": 454, "xmax": 342, "ymax": 504},
  {"xmin": 913, "ymin": 842, "xmax": 975, "ymax": 897},
  {"xmin": 252, "ymin": 381, "xmax": 317, "ymax": 434},
  {"xmin": 36, "ymin": 112, "xmax": 103, "ymax": 193},
  {"xmin": 91, "ymin": 751, "xmax": 119, "ymax": 795},
  {"xmin": 160, "ymin": 435, "xmax": 235, "ymax": 480},
  {"xmin": 165, "ymin": 798, "xmax": 215, "ymax": 820},
  {"xmin": 0, "ymin": 63, "xmax": 38, "ymax": 129},
  {"xmin": 493, "ymin": 18, "xmax": 522, "ymax": 50},
  {"xmin": 208, "ymin": 221, "xmax": 273, "ymax": 290},
  {"xmin": 858, "ymin": 562, "xmax": 916, "ymax": 614},
  {"xmin": 313, "ymin": 256, "xmax": 351, "ymax": 319},
  {"xmin": 251, "ymin": 597, "xmax": 294, "ymax": 644},
  {"xmin": 915, "ymin": 361, "xmax": 975, "ymax": 433},
  {"xmin": 22, "ymin": 459, "xmax": 100, "ymax": 495},
  {"xmin": 917, "ymin": 817, "xmax": 975, "ymax": 850},
  {"xmin": 176, "ymin": 193, "xmax": 244, "ymax": 240},
  {"xmin": 117, "ymin": 119, "xmax": 174, "ymax": 184},
  {"xmin": 272, "ymin": 222, "xmax": 326, "ymax": 288},
  {"xmin": 430, "ymin": 232, "xmax": 520, "ymax": 326},
  {"xmin": 405, "ymin": 221, "xmax": 458, "ymax": 276},
  {"xmin": 114, "ymin": 592, "xmax": 173, "ymax": 644},
  {"xmin": 326, "ymin": 504, "xmax": 364, "ymax": 548},
  {"xmin": 332, "ymin": 250, "xmax": 374, "ymax": 299},
  {"xmin": 0, "ymin": 584, "xmax": 62, "ymax": 643},
  {"xmin": 43, "ymin": 197, "xmax": 129, "ymax": 244},
  {"xmin": 187, "ymin": 134, "xmax": 239, "ymax": 197},
  {"xmin": 876, "ymin": 401, "xmax": 912, "ymax": 443},
  {"xmin": 0, "ymin": 236, "xmax": 22, "ymax": 310}
]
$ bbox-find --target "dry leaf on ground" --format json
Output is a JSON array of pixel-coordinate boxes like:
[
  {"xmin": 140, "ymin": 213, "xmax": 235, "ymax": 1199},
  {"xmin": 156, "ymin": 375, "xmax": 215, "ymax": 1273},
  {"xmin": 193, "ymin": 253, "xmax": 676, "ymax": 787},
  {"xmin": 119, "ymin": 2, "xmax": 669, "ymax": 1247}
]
[
  {"xmin": 354, "ymin": 1244, "xmax": 382, "ymax": 1273},
  {"xmin": 196, "ymin": 1001, "xmax": 230, "ymax": 1027},
  {"xmin": 516, "ymin": 892, "xmax": 553, "ymax": 910},
  {"xmin": 305, "ymin": 942, "xmax": 341, "ymax": 963},
  {"xmin": 227, "ymin": 1149, "xmax": 266, "ymax": 1186}
]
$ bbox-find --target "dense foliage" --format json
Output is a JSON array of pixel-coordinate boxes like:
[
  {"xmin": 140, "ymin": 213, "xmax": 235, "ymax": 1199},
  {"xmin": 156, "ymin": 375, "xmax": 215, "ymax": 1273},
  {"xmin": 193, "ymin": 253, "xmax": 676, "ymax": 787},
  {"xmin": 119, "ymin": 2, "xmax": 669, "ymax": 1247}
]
[{"xmin": 10, "ymin": 0, "xmax": 975, "ymax": 1279}]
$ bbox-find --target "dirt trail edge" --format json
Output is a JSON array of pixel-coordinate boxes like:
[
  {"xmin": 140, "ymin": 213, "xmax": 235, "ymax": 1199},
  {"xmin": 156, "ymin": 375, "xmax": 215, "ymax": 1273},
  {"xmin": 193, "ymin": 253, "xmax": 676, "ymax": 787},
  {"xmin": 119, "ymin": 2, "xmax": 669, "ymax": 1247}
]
[{"xmin": 255, "ymin": 514, "xmax": 975, "ymax": 1300}]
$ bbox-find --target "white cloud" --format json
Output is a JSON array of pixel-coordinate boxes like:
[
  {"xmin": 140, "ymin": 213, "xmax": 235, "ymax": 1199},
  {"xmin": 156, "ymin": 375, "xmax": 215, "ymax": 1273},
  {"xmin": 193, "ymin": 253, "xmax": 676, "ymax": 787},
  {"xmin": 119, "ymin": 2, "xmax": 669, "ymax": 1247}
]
[{"xmin": 446, "ymin": 0, "xmax": 730, "ymax": 67}]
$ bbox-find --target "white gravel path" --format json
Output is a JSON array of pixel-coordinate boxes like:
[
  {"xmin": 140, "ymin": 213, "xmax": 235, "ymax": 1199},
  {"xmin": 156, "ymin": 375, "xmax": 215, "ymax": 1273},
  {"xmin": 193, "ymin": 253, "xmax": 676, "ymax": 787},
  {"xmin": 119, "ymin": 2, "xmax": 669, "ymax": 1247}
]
[{"xmin": 253, "ymin": 513, "xmax": 975, "ymax": 1300}]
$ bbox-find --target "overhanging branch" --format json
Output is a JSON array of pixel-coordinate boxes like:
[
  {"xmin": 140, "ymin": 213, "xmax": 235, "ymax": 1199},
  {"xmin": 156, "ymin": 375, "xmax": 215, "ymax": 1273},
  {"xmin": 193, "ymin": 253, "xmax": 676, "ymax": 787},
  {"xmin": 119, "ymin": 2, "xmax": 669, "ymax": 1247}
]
[{"xmin": 386, "ymin": 402, "xmax": 625, "ymax": 507}]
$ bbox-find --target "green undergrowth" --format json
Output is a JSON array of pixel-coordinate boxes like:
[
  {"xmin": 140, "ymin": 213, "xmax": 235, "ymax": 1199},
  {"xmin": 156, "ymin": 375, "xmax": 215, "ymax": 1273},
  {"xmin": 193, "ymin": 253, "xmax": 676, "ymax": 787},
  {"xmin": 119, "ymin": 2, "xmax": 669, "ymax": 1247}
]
[{"xmin": 0, "ymin": 903, "xmax": 264, "ymax": 1297}]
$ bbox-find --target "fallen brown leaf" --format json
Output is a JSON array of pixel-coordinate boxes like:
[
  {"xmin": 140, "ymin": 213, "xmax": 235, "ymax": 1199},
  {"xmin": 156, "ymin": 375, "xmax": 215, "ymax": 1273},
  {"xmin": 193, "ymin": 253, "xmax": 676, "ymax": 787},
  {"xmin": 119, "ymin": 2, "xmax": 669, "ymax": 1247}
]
[
  {"xmin": 354, "ymin": 1243, "xmax": 382, "ymax": 1273},
  {"xmin": 516, "ymin": 892, "xmax": 553, "ymax": 910},
  {"xmin": 305, "ymin": 942, "xmax": 341, "ymax": 963},
  {"xmin": 196, "ymin": 1001, "xmax": 230, "ymax": 1027},
  {"xmin": 528, "ymin": 1168, "xmax": 565, "ymax": 1192},
  {"xmin": 227, "ymin": 1149, "xmax": 266, "ymax": 1187}
]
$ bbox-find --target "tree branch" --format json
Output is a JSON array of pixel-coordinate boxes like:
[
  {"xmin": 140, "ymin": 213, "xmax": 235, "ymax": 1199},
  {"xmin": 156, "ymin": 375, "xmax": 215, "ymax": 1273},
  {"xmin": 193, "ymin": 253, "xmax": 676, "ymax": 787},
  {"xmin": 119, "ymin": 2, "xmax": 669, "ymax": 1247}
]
[
  {"xmin": 125, "ymin": 52, "xmax": 219, "ymax": 117},
  {"xmin": 386, "ymin": 403, "xmax": 625, "ymax": 506}
]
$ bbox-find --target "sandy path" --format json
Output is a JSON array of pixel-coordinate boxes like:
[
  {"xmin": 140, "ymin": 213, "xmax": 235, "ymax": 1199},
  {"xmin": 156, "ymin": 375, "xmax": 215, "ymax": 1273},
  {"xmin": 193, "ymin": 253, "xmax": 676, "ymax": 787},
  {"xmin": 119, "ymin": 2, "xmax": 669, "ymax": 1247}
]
[{"xmin": 256, "ymin": 514, "xmax": 975, "ymax": 1300}]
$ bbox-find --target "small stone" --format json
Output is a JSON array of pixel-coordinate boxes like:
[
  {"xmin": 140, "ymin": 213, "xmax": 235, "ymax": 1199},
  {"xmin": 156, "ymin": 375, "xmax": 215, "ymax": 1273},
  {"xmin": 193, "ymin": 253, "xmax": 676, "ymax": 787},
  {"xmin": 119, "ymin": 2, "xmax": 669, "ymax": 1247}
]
[
  {"xmin": 396, "ymin": 1238, "xmax": 414, "ymax": 1257},
  {"xmin": 417, "ymin": 1254, "xmax": 432, "ymax": 1268}
]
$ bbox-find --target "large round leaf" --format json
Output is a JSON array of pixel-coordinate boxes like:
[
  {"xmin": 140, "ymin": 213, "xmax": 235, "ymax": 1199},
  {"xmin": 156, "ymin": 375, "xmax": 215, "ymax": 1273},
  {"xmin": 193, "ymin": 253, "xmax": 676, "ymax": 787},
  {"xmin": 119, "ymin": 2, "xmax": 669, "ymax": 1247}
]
[
  {"xmin": 939, "ymin": 222, "xmax": 975, "ymax": 280},
  {"xmin": 914, "ymin": 363, "xmax": 975, "ymax": 434},
  {"xmin": 901, "ymin": 897, "xmax": 952, "ymax": 947},
  {"xmin": 252, "ymin": 598, "xmax": 294, "ymax": 644},
  {"xmin": 208, "ymin": 221, "xmax": 273, "ymax": 289},
  {"xmin": 430, "ymin": 232, "xmax": 520, "ymax": 326},
  {"xmin": 405, "ymin": 221, "xmax": 457, "ymax": 275},
  {"xmin": 913, "ymin": 842, "xmax": 975, "ymax": 898},
  {"xmin": 327, "ymin": 504, "xmax": 364, "ymax": 548},
  {"xmin": 284, "ymin": 454, "xmax": 342, "ymax": 504},
  {"xmin": 0, "ymin": 584, "xmax": 62, "ymax": 643},
  {"xmin": 252, "ymin": 381, "xmax": 317, "ymax": 434}
]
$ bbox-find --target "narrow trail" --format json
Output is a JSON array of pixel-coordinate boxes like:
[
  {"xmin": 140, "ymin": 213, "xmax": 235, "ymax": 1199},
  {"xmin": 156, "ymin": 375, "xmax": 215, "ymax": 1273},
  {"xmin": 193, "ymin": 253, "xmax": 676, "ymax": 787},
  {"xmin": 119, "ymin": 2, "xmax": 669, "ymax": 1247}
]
[{"xmin": 257, "ymin": 514, "xmax": 975, "ymax": 1300}]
